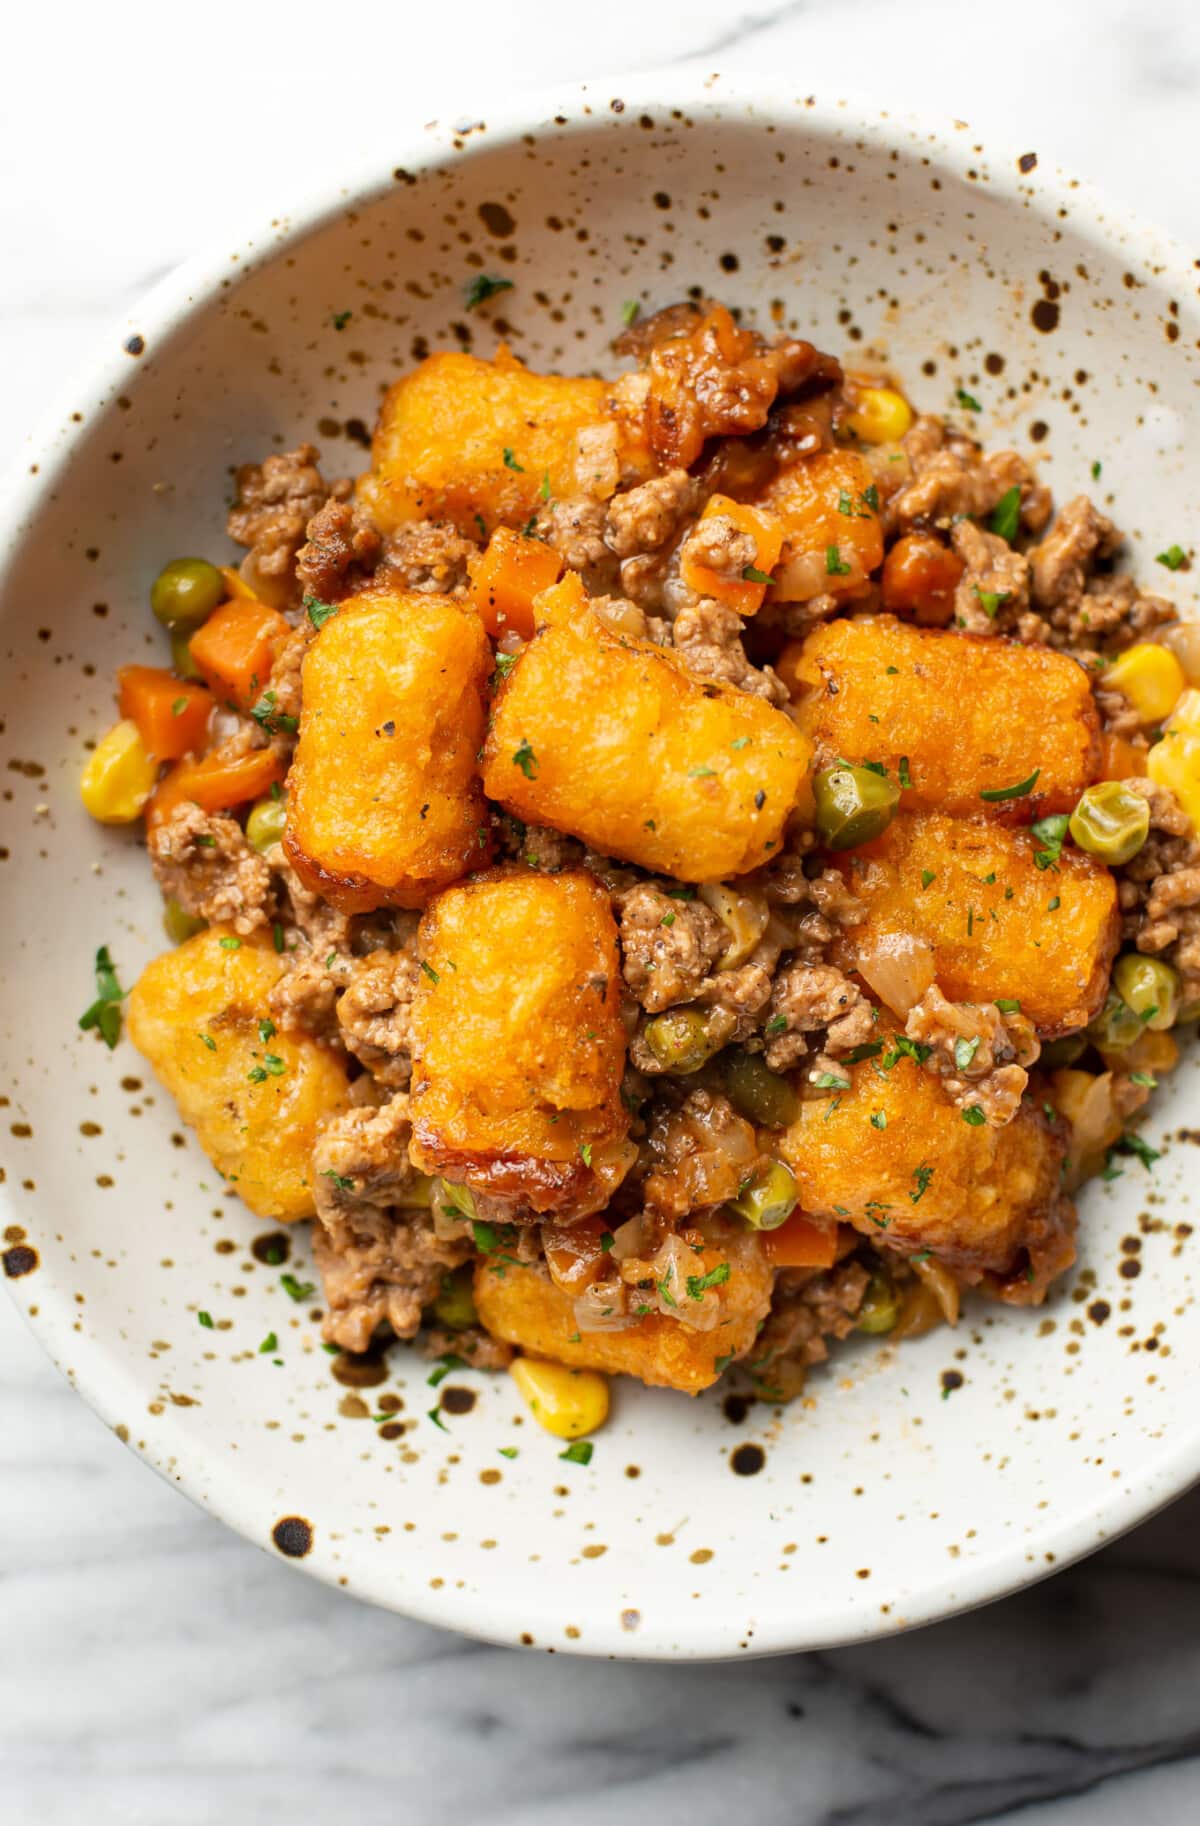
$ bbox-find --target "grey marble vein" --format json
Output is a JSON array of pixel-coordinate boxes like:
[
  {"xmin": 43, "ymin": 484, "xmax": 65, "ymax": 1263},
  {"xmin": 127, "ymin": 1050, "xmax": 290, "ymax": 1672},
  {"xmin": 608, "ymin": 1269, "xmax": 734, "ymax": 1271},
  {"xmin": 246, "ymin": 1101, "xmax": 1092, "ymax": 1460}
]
[{"xmin": 5, "ymin": 0, "xmax": 1200, "ymax": 1819}]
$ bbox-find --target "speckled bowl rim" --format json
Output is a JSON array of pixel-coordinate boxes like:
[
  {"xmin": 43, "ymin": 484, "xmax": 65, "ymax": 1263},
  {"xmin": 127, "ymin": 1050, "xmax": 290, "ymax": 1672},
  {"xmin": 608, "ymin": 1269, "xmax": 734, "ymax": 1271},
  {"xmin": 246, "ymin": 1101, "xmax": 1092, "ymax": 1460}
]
[{"xmin": 5, "ymin": 72, "xmax": 1200, "ymax": 1658}]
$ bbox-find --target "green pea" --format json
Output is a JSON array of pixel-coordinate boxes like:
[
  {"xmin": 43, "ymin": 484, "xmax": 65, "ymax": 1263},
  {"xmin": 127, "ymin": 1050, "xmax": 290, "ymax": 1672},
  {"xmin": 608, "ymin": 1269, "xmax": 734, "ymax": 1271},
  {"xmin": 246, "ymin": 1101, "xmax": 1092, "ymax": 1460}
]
[
  {"xmin": 431, "ymin": 1265, "xmax": 477, "ymax": 1331},
  {"xmin": 1112, "ymin": 953, "xmax": 1180, "ymax": 1032},
  {"xmin": 721, "ymin": 1049, "xmax": 801, "ymax": 1128},
  {"xmin": 814, "ymin": 764, "xmax": 901, "ymax": 851},
  {"xmin": 1086, "ymin": 989, "xmax": 1144, "ymax": 1051},
  {"xmin": 644, "ymin": 1007, "xmax": 723, "ymax": 1073},
  {"xmin": 169, "ymin": 628, "xmax": 204, "ymax": 680},
  {"xmin": 162, "ymin": 898, "xmax": 206, "ymax": 945},
  {"xmin": 245, "ymin": 795, "xmax": 287, "ymax": 853},
  {"xmin": 151, "ymin": 557, "xmax": 225, "ymax": 632},
  {"xmin": 1068, "ymin": 780, "xmax": 1150, "ymax": 866},
  {"xmin": 857, "ymin": 1271, "xmax": 900, "ymax": 1334},
  {"xmin": 732, "ymin": 1159, "xmax": 798, "ymax": 1231},
  {"xmin": 1039, "ymin": 1032, "xmax": 1088, "ymax": 1069}
]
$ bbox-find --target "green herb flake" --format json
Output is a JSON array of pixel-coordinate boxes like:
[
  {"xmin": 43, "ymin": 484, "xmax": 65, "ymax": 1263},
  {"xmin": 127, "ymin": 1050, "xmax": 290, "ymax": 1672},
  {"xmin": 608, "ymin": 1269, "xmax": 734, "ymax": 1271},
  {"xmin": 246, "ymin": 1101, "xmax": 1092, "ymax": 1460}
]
[
  {"xmin": 1031, "ymin": 811, "xmax": 1069, "ymax": 871},
  {"xmin": 688, "ymin": 767, "xmax": 717, "ymax": 778},
  {"xmin": 870, "ymin": 1110, "xmax": 887, "ymax": 1130},
  {"xmin": 197, "ymin": 1310, "xmax": 214, "ymax": 1329},
  {"xmin": 540, "ymin": 470, "xmax": 551, "ymax": 502},
  {"xmin": 686, "ymin": 1261, "xmax": 731, "ymax": 1300},
  {"xmin": 559, "ymin": 1440, "xmax": 593, "ymax": 1465},
  {"xmin": 78, "ymin": 944, "xmax": 127, "ymax": 1050},
  {"xmin": 813, "ymin": 1070, "xmax": 851, "ymax": 1091},
  {"xmin": 956, "ymin": 388, "xmax": 982, "ymax": 412},
  {"xmin": 465, "ymin": 273, "xmax": 514, "ymax": 310},
  {"xmin": 579, "ymin": 1141, "xmax": 593, "ymax": 1168},
  {"xmin": 502, "ymin": 447, "xmax": 526, "ymax": 472},
  {"xmin": 322, "ymin": 1169, "xmax": 355, "ymax": 1192},
  {"xmin": 1130, "ymin": 1070, "xmax": 1158, "ymax": 1088},
  {"xmin": 512, "ymin": 738, "xmax": 537, "ymax": 779},
  {"xmin": 825, "ymin": 544, "xmax": 852, "ymax": 577},
  {"xmin": 898, "ymin": 755, "xmax": 913, "ymax": 789},
  {"xmin": 1047, "ymin": 895, "xmax": 1061, "ymax": 912},
  {"xmin": 419, "ymin": 960, "xmax": 440, "ymax": 986},
  {"xmin": 995, "ymin": 998, "xmax": 1021, "ymax": 1014},
  {"xmin": 1156, "ymin": 545, "xmax": 1187, "ymax": 571},
  {"xmin": 920, "ymin": 869, "xmax": 936, "ymax": 889},
  {"xmin": 331, "ymin": 309, "xmax": 351, "ymax": 330},
  {"xmin": 974, "ymin": 586, "xmax": 1010, "ymax": 620},
  {"xmin": 198, "ymin": 1032, "xmax": 217, "ymax": 1052},
  {"xmin": 272, "ymin": 923, "xmax": 285, "ymax": 953},
  {"xmin": 961, "ymin": 1105, "xmax": 987, "ymax": 1126},
  {"xmin": 498, "ymin": 1446, "xmax": 519, "ymax": 1459},
  {"xmin": 845, "ymin": 1040, "xmax": 882, "ymax": 1063},
  {"xmin": 427, "ymin": 1353, "xmax": 466, "ymax": 1388},
  {"xmin": 881, "ymin": 1035, "xmax": 932, "ymax": 1070},
  {"xmin": 742, "ymin": 565, "xmax": 773, "ymax": 585},
  {"xmin": 980, "ymin": 768, "xmax": 1040, "ymax": 803},
  {"xmin": 1119, "ymin": 1130, "xmax": 1161, "ymax": 1170},
  {"xmin": 171, "ymin": 695, "xmax": 188, "ymax": 716},
  {"xmin": 219, "ymin": 935, "xmax": 241, "ymax": 951},
  {"xmin": 764, "ymin": 1015, "xmax": 788, "ymax": 1036},
  {"xmin": 428, "ymin": 1406, "xmax": 448, "ymax": 1432},
  {"xmin": 280, "ymin": 1272, "xmax": 316, "ymax": 1302},
  {"xmin": 259, "ymin": 1331, "xmax": 278, "ymax": 1353},
  {"xmin": 1091, "ymin": 460, "xmax": 1103, "ymax": 480},
  {"xmin": 621, "ymin": 298, "xmax": 641, "ymax": 325},
  {"xmin": 258, "ymin": 1018, "xmax": 276, "ymax": 1044},
  {"xmin": 989, "ymin": 485, "xmax": 1022, "ymax": 543},
  {"xmin": 910, "ymin": 1163, "xmax": 934, "ymax": 1203},
  {"xmin": 954, "ymin": 1036, "xmax": 980, "ymax": 1073},
  {"xmin": 304, "ymin": 594, "xmax": 338, "ymax": 630}
]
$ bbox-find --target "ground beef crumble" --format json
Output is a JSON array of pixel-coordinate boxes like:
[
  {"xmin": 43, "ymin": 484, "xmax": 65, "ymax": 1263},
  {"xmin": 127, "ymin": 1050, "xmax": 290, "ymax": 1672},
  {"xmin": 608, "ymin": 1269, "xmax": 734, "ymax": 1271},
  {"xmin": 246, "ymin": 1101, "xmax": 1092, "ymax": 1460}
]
[
  {"xmin": 905, "ymin": 986, "xmax": 1040, "ymax": 1127},
  {"xmin": 228, "ymin": 444, "xmax": 345, "ymax": 606},
  {"xmin": 148, "ymin": 803, "xmax": 273, "ymax": 935}
]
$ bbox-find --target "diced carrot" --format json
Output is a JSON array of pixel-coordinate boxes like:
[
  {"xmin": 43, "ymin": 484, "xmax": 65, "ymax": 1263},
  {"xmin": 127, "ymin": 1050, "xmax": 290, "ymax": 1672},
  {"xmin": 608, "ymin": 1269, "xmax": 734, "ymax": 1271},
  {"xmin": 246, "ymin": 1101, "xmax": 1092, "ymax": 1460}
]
[
  {"xmin": 117, "ymin": 666, "xmax": 212, "ymax": 762},
  {"xmin": 146, "ymin": 747, "xmax": 285, "ymax": 828},
  {"xmin": 189, "ymin": 598, "xmax": 290, "ymax": 710},
  {"xmin": 468, "ymin": 527, "xmax": 563, "ymax": 640},
  {"xmin": 678, "ymin": 494, "xmax": 784, "ymax": 616},
  {"xmin": 1098, "ymin": 731, "xmax": 1148, "ymax": 780},
  {"xmin": 880, "ymin": 532, "xmax": 964, "ymax": 626},
  {"xmin": 761, "ymin": 1210, "xmax": 839, "ymax": 1268}
]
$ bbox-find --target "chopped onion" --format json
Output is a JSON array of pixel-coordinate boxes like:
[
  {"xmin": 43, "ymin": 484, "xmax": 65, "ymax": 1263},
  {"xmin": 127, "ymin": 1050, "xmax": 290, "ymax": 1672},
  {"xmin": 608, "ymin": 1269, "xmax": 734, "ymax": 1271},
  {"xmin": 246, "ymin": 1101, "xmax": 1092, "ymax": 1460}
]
[
  {"xmin": 609, "ymin": 1212, "xmax": 653, "ymax": 1261},
  {"xmin": 912, "ymin": 1253, "xmax": 960, "ymax": 1327},
  {"xmin": 573, "ymin": 1283, "xmax": 633, "ymax": 1333},
  {"xmin": 853, "ymin": 930, "xmax": 936, "ymax": 1016},
  {"xmin": 1160, "ymin": 620, "xmax": 1200, "ymax": 687}
]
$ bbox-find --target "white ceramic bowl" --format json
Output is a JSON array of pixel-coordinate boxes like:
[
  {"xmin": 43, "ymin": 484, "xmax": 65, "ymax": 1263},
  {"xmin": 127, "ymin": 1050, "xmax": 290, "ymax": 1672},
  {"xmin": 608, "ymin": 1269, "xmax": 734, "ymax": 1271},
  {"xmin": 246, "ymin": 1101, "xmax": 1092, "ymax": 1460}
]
[{"xmin": 3, "ymin": 77, "xmax": 1198, "ymax": 1660}]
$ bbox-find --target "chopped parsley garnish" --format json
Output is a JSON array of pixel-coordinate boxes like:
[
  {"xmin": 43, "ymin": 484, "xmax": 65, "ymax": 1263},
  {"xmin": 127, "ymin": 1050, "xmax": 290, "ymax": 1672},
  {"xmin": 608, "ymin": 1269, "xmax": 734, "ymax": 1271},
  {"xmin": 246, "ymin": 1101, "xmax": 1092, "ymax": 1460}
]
[
  {"xmin": 865, "ymin": 1201, "xmax": 892, "ymax": 1230},
  {"xmin": 980, "ymin": 768, "xmax": 1039, "ymax": 802},
  {"xmin": 540, "ymin": 470, "xmax": 551, "ymax": 502},
  {"xmin": 989, "ymin": 485, "xmax": 1022, "ymax": 543},
  {"xmin": 730, "ymin": 736, "xmax": 751, "ymax": 750},
  {"xmin": 78, "ymin": 944, "xmax": 127, "ymax": 1050},
  {"xmin": 579, "ymin": 1141, "xmax": 593, "ymax": 1168},
  {"xmin": 419, "ymin": 960, "xmax": 440, "ymax": 985},
  {"xmin": 1031, "ymin": 812, "xmax": 1069, "ymax": 870},
  {"xmin": 474, "ymin": 511, "xmax": 488, "ymax": 541},
  {"xmin": 471, "ymin": 1219, "xmax": 518, "ymax": 1256},
  {"xmin": 920, "ymin": 869, "xmax": 936, "ymax": 889},
  {"xmin": 995, "ymin": 998, "xmax": 1021, "ymax": 1014},
  {"xmin": 428, "ymin": 1407, "xmax": 448, "ymax": 1431},
  {"xmin": 1118, "ymin": 1130, "xmax": 1161, "ymax": 1170},
  {"xmin": 198, "ymin": 1032, "xmax": 216, "ymax": 1051},
  {"xmin": 219, "ymin": 935, "xmax": 241, "ymax": 950},
  {"xmin": 1091, "ymin": 460, "xmax": 1103, "ymax": 480},
  {"xmin": 954, "ymin": 1036, "xmax": 980, "ymax": 1073},
  {"xmin": 621, "ymin": 298, "xmax": 641, "ymax": 325},
  {"xmin": 961, "ymin": 1105, "xmax": 987, "ymax": 1126},
  {"xmin": 898, "ymin": 755, "xmax": 913, "ymax": 789},
  {"xmin": 599, "ymin": 1230, "xmax": 615, "ymax": 1252},
  {"xmin": 258, "ymin": 1018, "xmax": 276, "ymax": 1044},
  {"xmin": 304, "ymin": 594, "xmax": 338, "ymax": 630},
  {"xmin": 666, "ymin": 886, "xmax": 695, "ymax": 900},
  {"xmin": 974, "ymin": 587, "xmax": 1010, "ymax": 620},
  {"xmin": 465, "ymin": 273, "xmax": 513, "ymax": 309},
  {"xmin": 956, "ymin": 388, "xmax": 982, "ymax": 412},
  {"xmin": 910, "ymin": 1163, "xmax": 934, "ymax": 1202},
  {"xmin": 1047, "ymin": 895, "xmax": 1061, "ymax": 911},
  {"xmin": 742, "ymin": 565, "xmax": 773, "ymax": 585},
  {"xmin": 498, "ymin": 1446, "xmax": 519, "ymax": 1459},
  {"xmin": 1156, "ymin": 545, "xmax": 1187, "ymax": 571},
  {"xmin": 881, "ymin": 1035, "xmax": 932, "ymax": 1069},
  {"xmin": 813, "ymin": 1070, "xmax": 851, "ymax": 1091},
  {"xmin": 661, "ymin": 911, "xmax": 676, "ymax": 927},
  {"xmin": 322, "ymin": 1169, "xmax": 355, "ymax": 1192},
  {"xmin": 171, "ymin": 696, "xmax": 188, "ymax": 716},
  {"xmin": 280, "ymin": 1272, "xmax": 315, "ymax": 1302},
  {"xmin": 502, "ymin": 447, "xmax": 525, "ymax": 472},
  {"xmin": 845, "ymin": 1040, "xmax": 882, "ymax": 1063},
  {"xmin": 1130, "ymin": 1071, "xmax": 1158, "ymax": 1088},
  {"xmin": 688, "ymin": 766, "xmax": 716, "ymax": 779},
  {"xmin": 512, "ymin": 739, "xmax": 537, "ymax": 778},
  {"xmin": 331, "ymin": 309, "xmax": 351, "ymax": 330},
  {"xmin": 250, "ymin": 689, "xmax": 298, "ymax": 736},
  {"xmin": 869, "ymin": 1110, "xmax": 887, "ymax": 1130},
  {"xmin": 764, "ymin": 1015, "xmax": 788, "ymax": 1036},
  {"xmin": 272, "ymin": 922, "xmax": 285, "ymax": 953},
  {"xmin": 559, "ymin": 1440, "xmax": 593, "ymax": 1465},
  {"xmin": 687, "ymin": 1262, "xmax": 730, "ymax": 1300},
  {"xmin": 493, "ymin": 652, "xmax": 517, "ymax": 678},
  {"xmin": 261, "ymin": 1054, "xmax": 285, "ymax": 1075},
  {"xmin": 259, "ymin": 1331, "xmax": 278, "ymax": 1353},
  {"xmin": 862, "ymin": 484, "xmax": 880, "ymax": 512},
  {"xmin": 825, "ymin": 544, "xmax": 852, "ymax": 577},
  {"xmin": 197, "ymin": 1310, "xmax": 214, "ymax": 1329},
  {"xmin": 428, "ymin": 1353, "xmax": 466, "ymax": 1388}
]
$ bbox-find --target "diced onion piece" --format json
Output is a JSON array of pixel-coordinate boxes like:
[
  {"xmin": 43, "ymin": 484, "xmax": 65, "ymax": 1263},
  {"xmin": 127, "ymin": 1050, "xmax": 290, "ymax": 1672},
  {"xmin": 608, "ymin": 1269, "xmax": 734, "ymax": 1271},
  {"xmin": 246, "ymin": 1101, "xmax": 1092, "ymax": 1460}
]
[{"xmin": 853, "ymin": 929, "xmax": 936, "ymax": 1016}]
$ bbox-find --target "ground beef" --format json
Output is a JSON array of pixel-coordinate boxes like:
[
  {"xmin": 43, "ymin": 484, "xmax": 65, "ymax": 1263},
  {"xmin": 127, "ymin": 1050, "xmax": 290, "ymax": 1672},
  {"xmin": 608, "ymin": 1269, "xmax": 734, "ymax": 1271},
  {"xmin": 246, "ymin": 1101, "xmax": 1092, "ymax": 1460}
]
[
  {"xmin": 227, "ymin": 444, "xmax": 342, "ymax": 604},
  {"xmin": 617, "ymin": 884, "xmax": 727, "ymax": 1011},
  {"xmin": 745, "ymin": 1258, "xmax": 870, "ymax": 1399},
  {"xmin": 312, "ymin": 1095, "xmax": 419, "ymax": 1227},
  {"xmin": 268, "ymin": 949, "xmax": 349, "ymax": 1038},
  {"xmin": 759, "ymin": 861, "xmax": 866, "ymax": 953},
  {"xmin": 950, "ymin": 519, "xmax": 1030, "ymax": 634},
  {"xmin": 670, "ymin": 597, "xmax": 788, "ymax": 703},
  {"xmin": 261, "ymin": 624, "xmax": 310, "ymax": 758},
  {"xmin": 379, "ymin": 518, "xmax": 477, "ymax": 595},
  {"xmin": 904, "ymin": 985, "xmax": 1040, "ymax": 1126},
  {"xmin": 573, "ymin": 422, "xmax": 622, "ymax": 501},
  {"xmin": 295, "ymin": 497, "xmax": 382, "ymax": 602},
  {"xmin": 417, "ymin": 1323, "xmax": 513, "ymax": 1370},
  {"xmin": 272, "ymin": 851, "xmax": 354, "ymax": 956},
  {"xmin": 1029, "ymin": 496, "xmax": 1121, "ymax": 614},
  {"xmin": 677, "ymin": 512, "xmax": 757, "ymax": 583},
  {"xmin": 1049, "ymin": 573, "xmax": 1176, "ymax": 655},
  {"xmin": 147, "ymin": 803, "xmax": 273, "ymax": 935},
  {"xmin": 542, "ymin": 496, "xmax": 616, "ymax": 585},
  {"xmin": 313, "ymin": 1207, "xmax": 469, "ymax": 1353},
  {"xmin": 763, "ymin": 960, "xmax": 873, "ymax": 1072},
  {"xmin": 1117, "ymin": 781, "xmax": 1200, "ymax": 1003},
  {"xmin": 336, "ymin": 949, "xmax": 420, "ymax": 1086},
  {"xmin": 492, "ymin": 812, "xmax": 585, "ymax": 873},
  {"xmin": 604, "ymin": 470, "xmax": 701, "ymax": 558},
  {"xmin": 886, "ymin": 417, "xmax": 1051, "ymax": 536}
]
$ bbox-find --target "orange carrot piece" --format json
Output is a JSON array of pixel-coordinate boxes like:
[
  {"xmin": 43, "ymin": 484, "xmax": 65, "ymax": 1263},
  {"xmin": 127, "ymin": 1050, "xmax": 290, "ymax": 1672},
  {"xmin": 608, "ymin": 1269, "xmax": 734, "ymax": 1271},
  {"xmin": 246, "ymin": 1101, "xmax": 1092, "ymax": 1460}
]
[
  {"xmin": 147, "ymin": 747, "xmax": 285, "ymax": 828},
  {"xmin": 761, "ymin": 1210, "xmax": 839, "ymax": 1268},
  {"xmin": 189, "ymin": 599, "xmax": 290, "ymax": 710},
  {"xmin": 678, "ymin": 494, "xmax": 784, "ymax": 616},
  {"xmin": 117, "ymin": 666, "xmax": 212, "ymax": 762},
  {"xmin": 468, "ymin": 527, "xmax": 563, "ymax": 640},
  {"xmin": 1098, "ymin": 731, "xmax": 1148, "ymax": 780}
]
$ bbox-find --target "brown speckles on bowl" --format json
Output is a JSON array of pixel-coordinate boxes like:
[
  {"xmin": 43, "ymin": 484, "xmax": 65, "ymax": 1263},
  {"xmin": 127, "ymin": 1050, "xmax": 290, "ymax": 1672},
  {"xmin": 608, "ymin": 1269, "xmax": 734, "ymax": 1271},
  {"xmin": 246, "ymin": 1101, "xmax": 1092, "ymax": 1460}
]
[
  {"xmin": 1018, "ymin": 151, "xmax": 1039, "ymax": 175},
  {"xmin": 2, "ymin": 1243, "xmax": 38, "ymax": 1278},
  {"xmin": 272, "ymin": 1515, "xmax": 314, "ymax": 1557},
  {"xmin": 123, "ymin": 333, "xmax": 145, "ymax": 357},
  {"xmin": 730, "ymin": 1443, "xmax": 765, "ymax": 1477}
]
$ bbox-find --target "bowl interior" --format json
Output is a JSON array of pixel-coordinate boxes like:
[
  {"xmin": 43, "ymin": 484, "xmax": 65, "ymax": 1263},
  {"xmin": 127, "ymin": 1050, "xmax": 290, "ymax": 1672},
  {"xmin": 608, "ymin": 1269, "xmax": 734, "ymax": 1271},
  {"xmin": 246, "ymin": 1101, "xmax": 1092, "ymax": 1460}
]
[{"xmin": 3, "ymin": 88, "xmax": 1198, "ymax": 1659}]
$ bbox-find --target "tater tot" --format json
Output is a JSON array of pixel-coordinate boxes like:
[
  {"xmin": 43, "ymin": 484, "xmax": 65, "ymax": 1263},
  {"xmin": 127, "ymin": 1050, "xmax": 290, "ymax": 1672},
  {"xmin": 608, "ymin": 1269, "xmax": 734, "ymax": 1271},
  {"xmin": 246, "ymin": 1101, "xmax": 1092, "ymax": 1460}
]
[
  {"xmin": 834, "ymin": 810, "xmax": 1120, "ymax": 1036},
  {"xmin": 127, "ymin": 927, "xmax": 352, "ymax": 1220},
  {"xmin": 409, "ymin": 869, "xmax": 634, "ymax": 1220},
  {"xmin": 483, "ymin": 608, "xmax": 812, "ymax": 879},
  {"xmin": 283, "ymin": 590, "xmax": 492, "ymax": 913},
  {"xmin": 791, "ymin": 615, "xmax": 1100, "ymax": 819}
]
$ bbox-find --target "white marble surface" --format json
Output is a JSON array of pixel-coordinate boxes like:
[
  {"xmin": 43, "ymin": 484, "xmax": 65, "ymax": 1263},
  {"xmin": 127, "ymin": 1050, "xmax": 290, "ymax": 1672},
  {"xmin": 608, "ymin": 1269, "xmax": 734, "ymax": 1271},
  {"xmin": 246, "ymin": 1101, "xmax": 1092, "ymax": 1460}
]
[{"xmin": 5, "ymin": 0, "xmax": 1200, "ymax": 1819}]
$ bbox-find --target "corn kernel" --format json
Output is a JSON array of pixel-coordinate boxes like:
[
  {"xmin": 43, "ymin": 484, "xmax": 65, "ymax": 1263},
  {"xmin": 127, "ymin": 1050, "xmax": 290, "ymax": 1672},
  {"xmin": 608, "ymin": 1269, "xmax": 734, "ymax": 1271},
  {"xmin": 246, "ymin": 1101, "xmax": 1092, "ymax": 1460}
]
[
  {"xmin": 1148, "ymin": 728, "xmax": 1200, "ymax": 834},
  {"xmin": 218, "ymin": 564, "xmax": 260, "ymax": 602},
  {"xmin": 80, "ymin": 718, "xmax": 158, "ymax": 823},
  {"xmin": 509, "ymin": 1356, "xmax": 609, "ymax": 1440},
  {"xmin": 1101, "ymin": 642, "xmax": 1185, "ymax": 725},
  {"xmin": 843, "ymin": 386, "xmax": 914, "ymax": 445},
  {"xmin": 1165, "ymin": 686, "xmax": 1200, "ymax": 739}
]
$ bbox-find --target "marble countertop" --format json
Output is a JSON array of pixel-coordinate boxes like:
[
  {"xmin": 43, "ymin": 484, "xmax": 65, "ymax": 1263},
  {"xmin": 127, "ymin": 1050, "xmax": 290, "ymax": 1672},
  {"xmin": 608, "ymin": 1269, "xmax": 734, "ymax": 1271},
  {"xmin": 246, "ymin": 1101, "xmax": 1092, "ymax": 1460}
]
[{"xmin": 5, "ymin": 0, "xmax": 1200, "ymax": 1818}]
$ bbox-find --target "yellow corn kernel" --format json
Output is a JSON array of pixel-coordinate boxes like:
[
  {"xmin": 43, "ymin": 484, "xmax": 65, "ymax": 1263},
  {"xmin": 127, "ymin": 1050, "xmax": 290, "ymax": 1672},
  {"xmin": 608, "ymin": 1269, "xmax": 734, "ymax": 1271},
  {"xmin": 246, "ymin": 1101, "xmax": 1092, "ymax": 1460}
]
[
  {"xmin": 843, "ymin": 386, "xmax": 913, "ymax": 445},
  {"xmin": 218, "ymin": 564, "xmax": 260, "ymax": 602},
  {"xmin": 80, "ymin": 718, "xmax": 158, "ymax": 823},
  {"xmin": 509, "ymin": 1356, "xmax": 609, "ymax": 1440},
  {"xmin": 1148, "ymin": 728, "xmax": 1200, "ymax": 834},
  {"xmin": 1101, "ymin": 642, "xmax": 1185, "ymax": 725},
  {"xmin": 1165, "ymin": 686, "xmax": 1200, "ymax": 738}
]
